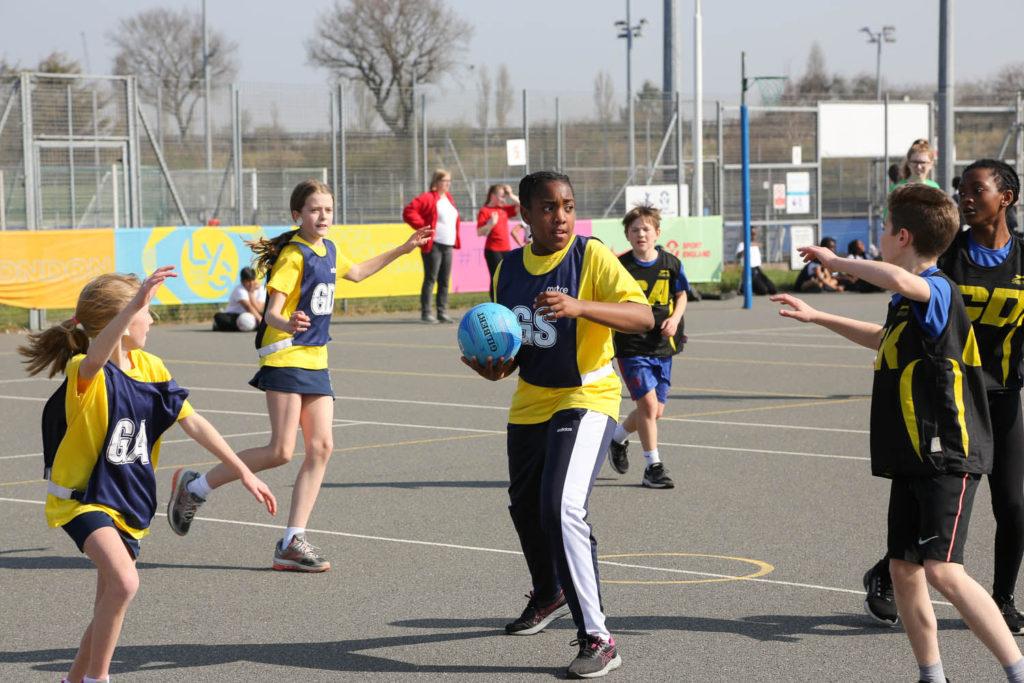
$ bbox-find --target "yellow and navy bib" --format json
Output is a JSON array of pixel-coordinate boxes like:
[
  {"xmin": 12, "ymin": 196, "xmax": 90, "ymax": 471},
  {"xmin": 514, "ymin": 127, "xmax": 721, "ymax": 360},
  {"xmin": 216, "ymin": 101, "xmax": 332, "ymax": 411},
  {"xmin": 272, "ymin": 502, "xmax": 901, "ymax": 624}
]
[
  {"xmin": 493, "ymin": 235, "xmax": 649, "ymax": 424},
  {"xmin": 939, "ymin": 231, "xmax": 1024, "ymax": 391},
  {"xmin": 614, "ymin": 247, "xmax": 687, "ymax": 358},
  {"xmin": 870, "ymin": 271, "xmax": 992, "ymax": 478},
  {"xmin": 44, "ymin": 352, "xmax": 193, "ymax": 537}
]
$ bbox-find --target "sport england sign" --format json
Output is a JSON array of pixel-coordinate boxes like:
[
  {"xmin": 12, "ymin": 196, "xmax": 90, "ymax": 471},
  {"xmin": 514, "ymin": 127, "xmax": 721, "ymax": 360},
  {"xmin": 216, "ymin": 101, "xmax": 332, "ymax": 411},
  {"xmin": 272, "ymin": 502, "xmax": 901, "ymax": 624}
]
[{"xmin": 625, "ymin": 184, "xmax": 689, "ymax": 218}]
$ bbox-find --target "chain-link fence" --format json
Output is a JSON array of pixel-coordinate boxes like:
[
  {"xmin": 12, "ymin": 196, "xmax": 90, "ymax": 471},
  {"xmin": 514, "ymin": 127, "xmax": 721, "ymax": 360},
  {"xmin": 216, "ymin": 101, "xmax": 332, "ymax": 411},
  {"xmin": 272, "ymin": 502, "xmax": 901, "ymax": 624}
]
[{"xmin": 1, "ymin": 74, "xmax": 1021, "ymax": 238}]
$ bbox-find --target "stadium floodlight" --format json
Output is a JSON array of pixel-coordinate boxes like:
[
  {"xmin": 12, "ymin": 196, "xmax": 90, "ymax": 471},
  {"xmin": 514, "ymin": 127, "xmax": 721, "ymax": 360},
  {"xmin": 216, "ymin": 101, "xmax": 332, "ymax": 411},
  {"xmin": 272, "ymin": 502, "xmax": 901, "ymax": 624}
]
[
  {"xmin": 861, "ymin": 25, "xmax": 897, "ymax": 101},
  {"xmin": 615, "ymin": 1, "xmax": 647, "ymax": 182}
]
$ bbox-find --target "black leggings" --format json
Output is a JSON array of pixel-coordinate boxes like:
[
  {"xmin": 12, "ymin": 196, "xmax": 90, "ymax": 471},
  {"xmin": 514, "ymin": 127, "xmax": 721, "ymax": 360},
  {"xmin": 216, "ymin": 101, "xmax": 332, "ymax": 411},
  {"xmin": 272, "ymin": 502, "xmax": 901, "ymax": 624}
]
[
  {"xmin": 875, "ymin": 390, "xmax": 1024, "ymax": 598},
  {"xmin": 989, "ymin": 389, "xmax": 1024, "ymax": 598}
]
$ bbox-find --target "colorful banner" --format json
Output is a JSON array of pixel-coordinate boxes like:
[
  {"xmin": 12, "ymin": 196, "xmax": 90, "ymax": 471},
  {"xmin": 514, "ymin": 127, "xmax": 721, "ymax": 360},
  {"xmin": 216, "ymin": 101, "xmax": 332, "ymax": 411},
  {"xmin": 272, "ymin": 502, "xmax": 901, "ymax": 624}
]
[
  {"xmin": 0, "ymin": 229, "xmax": 115, "ymax": 309},
  {"xmin": 0, "ymin": 216, "xmax": 722, "ymax": 309},
  {"xmin": 590, "ymin": 216, "xmax": 724, "ymax": 283}
]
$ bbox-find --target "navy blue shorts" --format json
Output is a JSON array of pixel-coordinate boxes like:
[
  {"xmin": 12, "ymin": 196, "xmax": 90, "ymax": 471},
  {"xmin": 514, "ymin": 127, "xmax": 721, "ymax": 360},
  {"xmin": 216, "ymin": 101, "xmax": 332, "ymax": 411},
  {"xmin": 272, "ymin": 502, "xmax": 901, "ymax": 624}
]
[
  {"xmin": 249, "ymin": 366, "xmax": 335, "ymax": 398},
  {"xmin": 617, "ymin": 356, "xmax": 673, "ymax": 403},
  {"xmin": 62, "ymin": 510, "xmax": 140, "ymax": 559}
]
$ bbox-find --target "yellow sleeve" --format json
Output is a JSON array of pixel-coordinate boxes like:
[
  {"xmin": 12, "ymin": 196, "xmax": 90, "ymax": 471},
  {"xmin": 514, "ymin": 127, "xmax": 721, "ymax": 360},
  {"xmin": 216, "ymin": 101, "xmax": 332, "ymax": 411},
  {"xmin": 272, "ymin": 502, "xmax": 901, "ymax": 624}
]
[
  {"xmin": 586, "ymin": 240, "xmax": 649, "ymax": 305},
  {"xmin": 177, "ymin": 400, "xmax": 195, "ymax": 421},
  {"xmin": 267, "ymin": 245, "xmax": 304, "ymax": 296},
  {"xmin": 336, "ymin": 248, "xmax": 353, "ymax": 280}
]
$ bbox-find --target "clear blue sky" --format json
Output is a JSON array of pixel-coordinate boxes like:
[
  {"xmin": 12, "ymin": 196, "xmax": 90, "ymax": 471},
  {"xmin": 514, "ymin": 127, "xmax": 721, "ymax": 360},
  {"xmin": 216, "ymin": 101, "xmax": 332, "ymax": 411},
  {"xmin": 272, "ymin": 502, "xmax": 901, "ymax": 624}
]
[{"xmin": 2, "ymin": 0, "xmax": 1020, "ymax": 101}]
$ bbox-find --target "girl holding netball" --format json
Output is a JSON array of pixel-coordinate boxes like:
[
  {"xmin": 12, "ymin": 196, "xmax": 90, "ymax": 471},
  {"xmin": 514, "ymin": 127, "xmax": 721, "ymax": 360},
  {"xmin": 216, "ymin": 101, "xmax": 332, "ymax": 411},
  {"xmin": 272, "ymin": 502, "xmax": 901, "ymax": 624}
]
[
  {"xmin": 169, "ymin": 179, "xmax": 430, "ymax": 572},
  {"xmin": 20, "ymin": 267, "xmax": 276, "ymax": 683},
  {"xmin": 465, "ymin": 171, "xmax": 652, "ymax": 678}
]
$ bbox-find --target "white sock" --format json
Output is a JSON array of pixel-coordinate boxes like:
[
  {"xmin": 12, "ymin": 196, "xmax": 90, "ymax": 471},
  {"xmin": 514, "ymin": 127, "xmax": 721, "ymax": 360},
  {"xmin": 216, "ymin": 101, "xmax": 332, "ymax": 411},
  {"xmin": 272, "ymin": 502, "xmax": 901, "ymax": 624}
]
[
  {"xmin": 612, "ymin": 424, "xmax": 629, "ymax": 444},
  {"xmin": 186, "ymin": 473, "xmax": 213, "ymax": 499},
  {"xmin": 643, "ymin": 449, "xmax": 661, "ymax": 466},
  {"xmin": 283, "ymin": 527, "xmax": 305, "ymax": 546},
  {"xmin": 83, "ymin": 676, "xmax": 110, "ymax": 683}
]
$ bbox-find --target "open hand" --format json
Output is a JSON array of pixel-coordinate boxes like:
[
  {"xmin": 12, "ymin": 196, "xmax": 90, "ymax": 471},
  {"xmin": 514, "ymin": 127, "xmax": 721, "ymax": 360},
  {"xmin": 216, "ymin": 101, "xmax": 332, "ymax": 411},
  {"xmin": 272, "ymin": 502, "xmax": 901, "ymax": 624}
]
[
  {"xmin": 461, "ymin": 355, "xmax": 517, "ymax": 381},
  {"xmin": 405, "ymin": 227, "xmax": 433, "ymax": 251},
  {"xmin": 241, "ymin": 473, "xmax": 277, "ymax": 516},
  {"xmin": 133, "ymin": 265, "xmax": 177, "ymax": 308},
  {"xmin": 798, "ymin": 245, "xmax": 838, "ymax": 269},
  {"xmin": 770, "ymin": 293, "xmax": 818, "ymax": 323}
]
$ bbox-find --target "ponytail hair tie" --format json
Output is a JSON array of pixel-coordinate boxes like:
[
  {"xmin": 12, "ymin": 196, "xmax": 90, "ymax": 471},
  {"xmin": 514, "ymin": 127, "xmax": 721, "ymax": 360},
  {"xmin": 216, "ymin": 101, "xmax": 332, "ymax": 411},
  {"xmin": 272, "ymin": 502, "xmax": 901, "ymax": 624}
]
[
  {"xmin": 69, "ymin": 316, "xmax": 84, "ymax": 331},
  {"xmin": 69, "ymin": 316, "xmax": 78, "ymax": 325}
]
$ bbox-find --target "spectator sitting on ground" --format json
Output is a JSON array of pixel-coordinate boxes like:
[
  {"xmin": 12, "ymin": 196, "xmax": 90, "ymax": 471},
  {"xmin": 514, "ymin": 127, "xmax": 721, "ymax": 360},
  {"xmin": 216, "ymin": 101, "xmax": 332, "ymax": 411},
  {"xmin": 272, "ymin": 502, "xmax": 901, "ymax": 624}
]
[
  {"xmin": 794, "ymin": 237, "xmax": 844, "ymax": 293},
  {"xmin": 839, "ymin": 239, "xmax": 881, "ymax": 292},
  {"xmin": 735, "ymin": 227, "xmax": 777, "ymax": 295},
  {"xmin": 213, "ymin": 267, "xmax": 266, "ymax": 331}
]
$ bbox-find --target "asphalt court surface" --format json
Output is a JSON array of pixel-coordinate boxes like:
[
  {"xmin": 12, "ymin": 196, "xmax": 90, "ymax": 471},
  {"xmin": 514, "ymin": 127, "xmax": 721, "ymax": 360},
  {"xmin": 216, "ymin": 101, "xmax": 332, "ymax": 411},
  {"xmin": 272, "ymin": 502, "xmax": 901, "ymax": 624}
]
[{"xmin": 0, "ymin": 292, "xmax": 1014, "ymax": 680}]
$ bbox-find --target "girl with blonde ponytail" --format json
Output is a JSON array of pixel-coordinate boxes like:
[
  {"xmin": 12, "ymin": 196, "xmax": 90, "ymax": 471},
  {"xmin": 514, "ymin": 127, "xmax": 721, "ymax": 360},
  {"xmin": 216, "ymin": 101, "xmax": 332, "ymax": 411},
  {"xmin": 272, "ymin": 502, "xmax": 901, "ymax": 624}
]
[{"xmin": 22, "ymin": 267, "xmax": 277, "ymax": 683}]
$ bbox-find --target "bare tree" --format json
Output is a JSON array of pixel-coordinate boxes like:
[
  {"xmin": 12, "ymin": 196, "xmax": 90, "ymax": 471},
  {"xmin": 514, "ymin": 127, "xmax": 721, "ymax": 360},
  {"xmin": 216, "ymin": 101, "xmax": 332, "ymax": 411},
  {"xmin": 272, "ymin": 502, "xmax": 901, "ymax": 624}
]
[
  {"xmin": 109, "ymin": 7, "xmax": 238, "ymax": 141},
  {"xmin": 993, "ymin": 62, "xmax": 1024, "ymax": 96},
  {"xmin": 494, "ymin": 64, "xmax": 514, "ymax": 128},
  {"xmin": 475, "ymin": 65, "xmax": 491, "ymax": 129},
  {"xmin": 593, "ymin": 70, "xmax": 616, "ymax": 123},
  {"xmin": 308, "ymin": 0, "xmax": 472, "ymax": 135},
  {"xmin": 348, "ymin": 79, "xmax": 379, "ymax": 131}
]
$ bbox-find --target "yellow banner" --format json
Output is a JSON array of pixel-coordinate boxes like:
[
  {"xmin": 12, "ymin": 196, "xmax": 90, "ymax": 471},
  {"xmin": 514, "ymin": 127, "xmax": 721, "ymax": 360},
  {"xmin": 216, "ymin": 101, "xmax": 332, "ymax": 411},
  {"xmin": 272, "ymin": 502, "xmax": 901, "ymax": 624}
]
[
  {"xmin": 0, "ymin": 229, "xmax": 115, "ymax": 309},
  {"xmin": 329, "ymin": 224, "xmax": 424, "ymax": 298}
]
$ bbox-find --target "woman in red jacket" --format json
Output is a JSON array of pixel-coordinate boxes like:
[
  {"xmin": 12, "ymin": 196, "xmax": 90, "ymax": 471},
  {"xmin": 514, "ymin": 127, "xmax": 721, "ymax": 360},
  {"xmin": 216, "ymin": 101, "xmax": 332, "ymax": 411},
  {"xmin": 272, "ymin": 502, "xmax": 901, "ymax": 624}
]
[
  {"xmin": 477, "ymin": 183, "xmax": 522, "ymax": 282},
  {"xmin": 403, "ymin": 169, "xmax": 460, "ymax": 323}
]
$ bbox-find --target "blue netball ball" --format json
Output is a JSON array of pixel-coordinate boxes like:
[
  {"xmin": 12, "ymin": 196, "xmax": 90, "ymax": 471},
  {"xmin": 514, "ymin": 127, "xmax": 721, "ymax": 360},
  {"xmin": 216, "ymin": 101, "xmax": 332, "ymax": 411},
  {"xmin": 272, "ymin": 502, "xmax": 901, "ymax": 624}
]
[{"xmin": 458, "ymin": 303, "xmax": 523, "ymax": 364}]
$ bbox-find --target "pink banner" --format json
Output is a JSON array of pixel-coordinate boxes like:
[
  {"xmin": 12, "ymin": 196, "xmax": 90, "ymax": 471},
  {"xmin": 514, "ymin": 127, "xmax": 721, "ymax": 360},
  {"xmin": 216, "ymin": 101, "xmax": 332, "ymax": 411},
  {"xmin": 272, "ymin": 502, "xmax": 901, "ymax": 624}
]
[{"xmin": 450, "ymin": 219, "xmax": 593, "ymax": 293}]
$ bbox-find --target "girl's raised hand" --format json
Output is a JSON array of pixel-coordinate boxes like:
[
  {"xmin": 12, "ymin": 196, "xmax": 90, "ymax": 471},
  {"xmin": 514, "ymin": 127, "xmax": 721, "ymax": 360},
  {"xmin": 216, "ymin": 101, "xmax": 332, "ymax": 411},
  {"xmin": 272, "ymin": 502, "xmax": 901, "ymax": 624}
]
[
  {"xmin": 133, "ymin": 265, "xmax": 177, "ymax": 309},
  {"xmin": 798, "ymin": 245, "xmax": 838, "ymax": 268},
  {"xmin": 405, "ymin": 227, "xmax": 433, "ymax": 251},
  {"xmin": 240, "ymin": 472, "xmax": 277, "ymax": 515},
  {"xmin": 288, "ymin": 310, "xmax": 311, "ymax": 333},
  {"xmin": 770, "ymin": 293, "xmax": 818, "ymax": 323}
]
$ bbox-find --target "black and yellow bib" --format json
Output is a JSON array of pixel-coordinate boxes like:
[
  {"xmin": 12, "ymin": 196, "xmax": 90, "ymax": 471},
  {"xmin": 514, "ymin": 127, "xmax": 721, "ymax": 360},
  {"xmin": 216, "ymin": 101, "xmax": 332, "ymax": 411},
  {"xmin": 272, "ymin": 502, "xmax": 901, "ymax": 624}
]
[
  {"xmin": 939, "ymin": 231, "xmax": 1024, "ymax": 391},
  {"xmin": 613, "ymin": 248, "xmax": 685, "ymax": 358},
  {"xmin": 870, "ymin": 271, "xmax": 992, "ymax": 478}
]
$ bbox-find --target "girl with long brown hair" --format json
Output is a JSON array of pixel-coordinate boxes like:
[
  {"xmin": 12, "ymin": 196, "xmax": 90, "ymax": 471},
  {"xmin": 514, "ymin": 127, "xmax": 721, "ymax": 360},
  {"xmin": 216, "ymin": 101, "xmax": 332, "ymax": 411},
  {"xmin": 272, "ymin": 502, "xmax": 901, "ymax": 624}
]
[{"xmin": 168, "ymin": 179, "xmax": 430, "ymax": 572}]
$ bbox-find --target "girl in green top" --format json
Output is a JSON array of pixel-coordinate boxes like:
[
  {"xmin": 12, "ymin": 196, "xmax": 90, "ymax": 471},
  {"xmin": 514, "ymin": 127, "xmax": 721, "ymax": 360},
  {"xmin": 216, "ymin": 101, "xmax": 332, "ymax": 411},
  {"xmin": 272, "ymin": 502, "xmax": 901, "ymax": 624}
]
[{"xmin": 890, "ymin": 138, "xmax": 941, "ymax": 192}]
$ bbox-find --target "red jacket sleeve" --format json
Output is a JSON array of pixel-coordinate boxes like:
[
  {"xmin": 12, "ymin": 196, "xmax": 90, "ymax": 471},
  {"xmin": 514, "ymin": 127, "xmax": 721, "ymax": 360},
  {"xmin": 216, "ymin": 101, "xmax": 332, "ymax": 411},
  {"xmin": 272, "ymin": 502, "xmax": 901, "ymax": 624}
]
[{"xmin": 403, "ymin": 193, "xmax": 430, "ymax": 229}]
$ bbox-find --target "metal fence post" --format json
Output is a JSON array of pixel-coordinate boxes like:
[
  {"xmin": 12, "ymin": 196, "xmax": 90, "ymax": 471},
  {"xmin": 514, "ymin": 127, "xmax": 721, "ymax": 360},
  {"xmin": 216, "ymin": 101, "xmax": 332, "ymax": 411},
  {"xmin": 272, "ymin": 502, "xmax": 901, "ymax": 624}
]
[
  {"xmin": 331, "ymin": 86, "xmax": 339, "ymax": 204},
  {"xmin": 716, "ymin": 100, "xmax": 724, "ymax": 218},
  {"xmin": 522, "ymin": 89, "xmax": 529, "ymax": 175},
  {"xmin": 339, "ymin": 84, "xmax": 347, "ymax": 224},
  {"xmin": 126, "ymin": 76, "xmax": 142, "ymax": 227},
  {"xmin": 411, "ymin": 78, "xmax": 418, "ymax": 197},
  {"xmin": 21, "ymin": 73, "xmax": 36, "ymax": 231},
  {"xmin": 555, "ymin": 97, "xmax": 561, "ymax": 172},
  {"xmin": 232, "ymin": 83, "xmax": 243, "ymax": 225},
  {"xmin": 675, "ymin": 91, "xmax": 683, "ymax": 214},
  {"xmin": 1017, "ymin": 90, "xmax": 1023, "ymax": 231},
  {"xmin": 67, "ymin": 84, "xmax": 76, "ymax": 226},
  {"xmin": 421, "ymin": 92, "xmax": 427, "ymax": 190}
]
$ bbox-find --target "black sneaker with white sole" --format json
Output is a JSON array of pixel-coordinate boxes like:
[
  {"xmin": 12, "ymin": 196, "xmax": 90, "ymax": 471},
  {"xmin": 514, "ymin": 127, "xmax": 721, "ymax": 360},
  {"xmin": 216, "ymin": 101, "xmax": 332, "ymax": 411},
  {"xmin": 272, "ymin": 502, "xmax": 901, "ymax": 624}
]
[
  {"xmin": 567, "ymin": 635, "xmax": 621, "ymax": 679},
  {"xmin": 863, "ymin": 558, "xmax": 899, "ymax": 627},
  {"xmin": 608, "ymin": 440, "xmax": 629, "ymax": 475},
  {"xmin": 505, "ymin": 589, "xmax": 570, "ymax": 635},
  {"xmin": 994, "ymin": 594, "xmax": 1024, "ymax": 635},
  {"xmin": 641, "ymin": 463, "xmax": 674, "ymax": 489}
]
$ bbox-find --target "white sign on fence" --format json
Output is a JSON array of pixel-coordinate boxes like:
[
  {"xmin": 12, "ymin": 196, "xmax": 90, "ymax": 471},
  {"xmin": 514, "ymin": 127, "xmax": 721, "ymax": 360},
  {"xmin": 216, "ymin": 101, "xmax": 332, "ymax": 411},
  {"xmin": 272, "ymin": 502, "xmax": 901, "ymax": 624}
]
[
  {"xmin": 785, "ymin": 172, "xmax": 810, "ymax": 214},
  {"xmin": 790, "ymin": 225, "xmax": 816, "ymax": 270},
  {"xmin": 819, "ymin": 102, "xmax": 931, "ymax": 158},
  {"xmin": 625, "ymin": 184, "xmax": 689, "ymax": 218},
  {"xmin": 772, "ymin": 183, "xmax": 786, "ymax": 210},
  {"xmin": 506, "ymin": 139, "xmax": 527, "ymax": 166}
]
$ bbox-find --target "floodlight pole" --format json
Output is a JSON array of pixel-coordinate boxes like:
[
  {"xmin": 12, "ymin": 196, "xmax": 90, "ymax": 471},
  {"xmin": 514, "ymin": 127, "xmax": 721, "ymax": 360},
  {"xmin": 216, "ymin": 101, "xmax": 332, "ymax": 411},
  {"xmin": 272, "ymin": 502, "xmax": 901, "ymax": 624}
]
[
  {"xmin": 740, "ymin": 51, "xmax": 752, "ymax": 310},
  {"xmin": 616, "ymin": 2, "xmax": 645, "ymax": 185},
  {"xmin": 202, "ymin": 0, "xmax": 212, "ymax": 173},
  {"xmin": 937, "ymin": 0, "xmax": 954, "ymax": 192},
  {"xmin": 860, "ymin": 26, "xmax": 896, "ymax": 101}
]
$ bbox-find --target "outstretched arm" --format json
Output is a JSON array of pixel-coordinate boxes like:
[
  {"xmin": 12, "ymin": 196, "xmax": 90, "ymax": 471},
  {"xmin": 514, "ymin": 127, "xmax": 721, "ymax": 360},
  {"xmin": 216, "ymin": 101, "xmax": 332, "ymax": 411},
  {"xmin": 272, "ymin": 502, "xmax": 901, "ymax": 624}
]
[
  {"xmin": 771, "ymin": 293, "xmax": 883, "ymax": 349},
  {"xmin": 178, "ymin": 412, "xmax": 277, "ymax": 515},
  {"xmin": 800, "ymin": 246, "xmax": 930, "ymax": 301},
  {"xmin": 344, "ymin": 227, "xmax": 432, "ymax": 282}
]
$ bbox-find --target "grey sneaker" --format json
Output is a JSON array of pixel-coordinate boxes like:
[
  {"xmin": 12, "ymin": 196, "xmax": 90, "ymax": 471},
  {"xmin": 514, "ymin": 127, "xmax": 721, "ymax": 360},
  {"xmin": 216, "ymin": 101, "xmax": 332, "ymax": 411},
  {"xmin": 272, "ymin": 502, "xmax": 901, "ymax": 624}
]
[
  {"xmin": 167, "ymin": 468, "xmax": 205, "ymax": 536},
  {"xmin": 641, "ymin": 463, "xmax": 675, "ymax": 489},
  {"xmin": 421, "ymin": 313, "xmax": 437, "ymax": 323},
  {"xmin": 608, "ymin": 440, "xmax": 629, "ymax": 475},
  {"xmin": 273, "ymin": 534, "xmax": 331, "ymax": 572},
  {"xmin": 567, "ymin": 635, "xmax": 621, "ymax": 679},
  {"xmin": 437, "ymin": 313, "xmax": 455, "ymax": 324}
]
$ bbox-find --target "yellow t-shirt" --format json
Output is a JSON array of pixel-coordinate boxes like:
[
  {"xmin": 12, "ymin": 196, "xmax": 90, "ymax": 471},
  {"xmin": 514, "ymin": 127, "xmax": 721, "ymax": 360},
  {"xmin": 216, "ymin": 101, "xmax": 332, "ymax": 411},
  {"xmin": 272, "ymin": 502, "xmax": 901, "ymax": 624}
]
[
  {"xmin": 45, "ymin": 351, "xmax": 194, "ymax": 538},
  {"xmin": 505, "ymin": 237, "xmax": 649, "ymax": 424},
  {"xmin": 259, "ymin": 234, "xmax": 353, "ymax": 369}
]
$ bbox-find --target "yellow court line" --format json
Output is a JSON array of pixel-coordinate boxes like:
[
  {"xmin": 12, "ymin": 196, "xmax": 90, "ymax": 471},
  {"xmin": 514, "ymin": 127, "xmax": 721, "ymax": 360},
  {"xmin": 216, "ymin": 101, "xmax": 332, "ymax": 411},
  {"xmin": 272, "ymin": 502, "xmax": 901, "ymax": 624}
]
[
  {"xmin": 600, "ymin": 552, "xmax": 775, "ymax": 585},
  {"xmin": 673, "ymin": 385, "xmax": 833, "ymax": 399},
  {"xmin": 665, "ymin": 396, "xmax": 869, "ymax": 420}
]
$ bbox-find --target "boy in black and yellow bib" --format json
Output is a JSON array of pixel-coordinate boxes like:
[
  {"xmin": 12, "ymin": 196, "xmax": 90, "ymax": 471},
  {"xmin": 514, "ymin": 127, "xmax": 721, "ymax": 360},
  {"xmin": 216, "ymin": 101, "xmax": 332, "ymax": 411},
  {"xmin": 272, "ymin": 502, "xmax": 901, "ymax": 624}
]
[
  {"xmin": 773, "ymin": 184, "xmax": 1024, "ymax": 682},
  {"xmin": 465, "ymin": 171, "xmax": 652, "ymax": 679}
]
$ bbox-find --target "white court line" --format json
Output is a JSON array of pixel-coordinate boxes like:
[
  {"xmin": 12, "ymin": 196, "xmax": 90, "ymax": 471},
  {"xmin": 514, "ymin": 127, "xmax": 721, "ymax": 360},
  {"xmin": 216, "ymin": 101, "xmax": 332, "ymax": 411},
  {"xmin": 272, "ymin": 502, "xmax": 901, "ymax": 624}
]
[
  {"xmin": 0, "ymin": 394, "xmax": 45, "ymax": 402},
  {"xmin": 0, "ymin": 377, "xmax": 60, "ymax": 384},
  {"xmin": 685, "ymin": 338, "xmax": 870, "ymax": 351},
  {"xmin": 664, "ymin": 417, "xmax": 869, "ymax": 435},
  {"xmin": 0, "ymin": 494, "xmax": 950, "ymax": 607},
  {"xmin": 188, "ymin": 386, "xmax": 509, "ymax": 411},
  {"xmin": 660, "ymin": 441, "xmax": 867, "ymax": 462}
]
